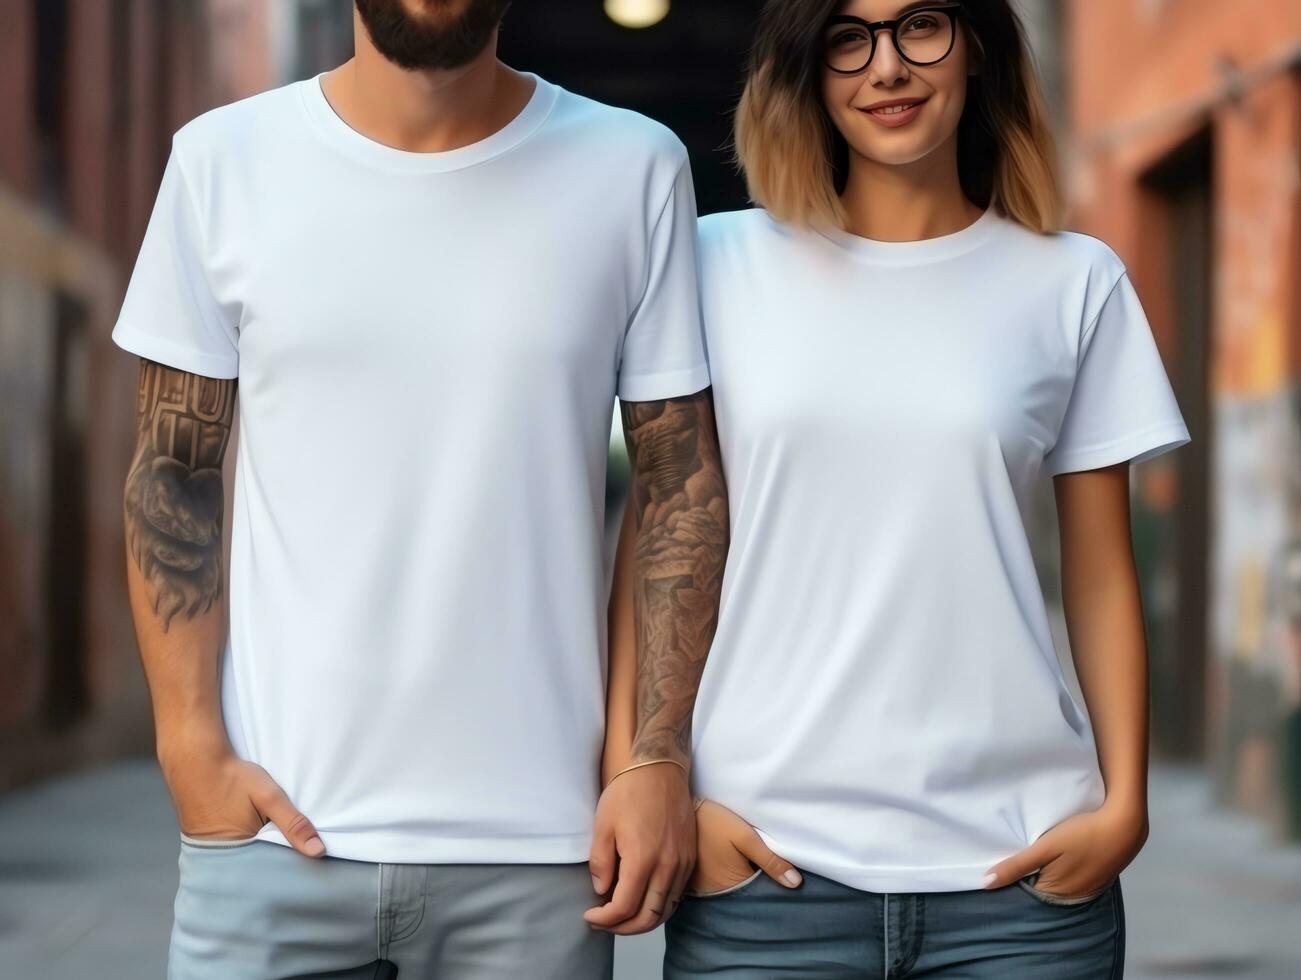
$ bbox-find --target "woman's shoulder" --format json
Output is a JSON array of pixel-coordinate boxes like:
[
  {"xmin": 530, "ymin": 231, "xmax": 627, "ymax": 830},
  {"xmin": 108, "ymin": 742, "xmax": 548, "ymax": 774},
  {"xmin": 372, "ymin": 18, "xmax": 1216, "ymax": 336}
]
[
  {"xmin": 698, "ymin": 207, "xmax": 771, "ymax": 241},
  {"xmin": 697, "ymin": 207, "xmax": 806, "ymax": 263},
  {"xmin": 990, "ymin": 219, "xmax": 1130, "ymax": 322},
  {"xmin": 999, "ymin": 219, "xmax": 1127, "ymax": 282}
]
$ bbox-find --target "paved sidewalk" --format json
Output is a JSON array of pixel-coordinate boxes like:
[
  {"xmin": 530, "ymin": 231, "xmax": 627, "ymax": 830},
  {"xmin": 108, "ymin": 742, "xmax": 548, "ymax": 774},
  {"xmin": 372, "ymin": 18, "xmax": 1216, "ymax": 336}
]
[
  {"xmin": 1117, "ymin": 763, "xmax": 1301, "ymax": 978},
  {"xmin": 0, "ymin": 760, "xmax": 663, "ymax": 978},
  {"xmin": 1, "ymin": 760, "xmax": 1298, "ymax": 978}
]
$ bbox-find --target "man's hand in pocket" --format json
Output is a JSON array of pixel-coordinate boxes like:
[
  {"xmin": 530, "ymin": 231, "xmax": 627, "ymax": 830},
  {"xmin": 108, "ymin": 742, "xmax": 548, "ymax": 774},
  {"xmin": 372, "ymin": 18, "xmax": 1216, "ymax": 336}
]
[{"xmin": 160, "ymin": 737, "xmax": 325, "ymax": 857}]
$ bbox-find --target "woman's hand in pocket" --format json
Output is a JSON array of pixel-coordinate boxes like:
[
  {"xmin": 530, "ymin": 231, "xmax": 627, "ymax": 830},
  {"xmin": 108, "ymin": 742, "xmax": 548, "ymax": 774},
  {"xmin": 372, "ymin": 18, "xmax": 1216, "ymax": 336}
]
[
  {"xmin": 689, "ymin": 799, "xmax": 803, "ymax": 895},
  {"xmin": 981, "ymin": 798, "xmax": 1148, "ymax": 898}
]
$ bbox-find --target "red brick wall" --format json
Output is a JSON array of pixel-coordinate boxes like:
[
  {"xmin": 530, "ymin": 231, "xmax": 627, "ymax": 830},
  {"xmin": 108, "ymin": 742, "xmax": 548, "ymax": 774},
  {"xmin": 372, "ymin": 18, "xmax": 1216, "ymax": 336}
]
[
  {"xmin": 1065, "ymin": 0, "xmax": 1301, "ymax": 830},
  {"xmin": 0, "ymin": 1, "xmax": 278, "ymax": 789},
  {"xmin": 0, "ymin": 0, "xmax": 35, "ymax": 195}
]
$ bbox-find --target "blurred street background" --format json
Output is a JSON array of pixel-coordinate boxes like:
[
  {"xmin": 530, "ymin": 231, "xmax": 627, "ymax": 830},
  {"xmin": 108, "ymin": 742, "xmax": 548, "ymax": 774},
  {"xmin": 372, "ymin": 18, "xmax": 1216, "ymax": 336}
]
[{"xmin": 2, "ymin": 1, "xmax": 1300, "ymax": 977}]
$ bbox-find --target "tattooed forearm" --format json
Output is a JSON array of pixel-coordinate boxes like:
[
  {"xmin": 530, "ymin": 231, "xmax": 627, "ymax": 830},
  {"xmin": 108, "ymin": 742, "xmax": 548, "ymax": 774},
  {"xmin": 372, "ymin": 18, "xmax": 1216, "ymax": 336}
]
[
  {"xmin": 124, "ymin": 359, "xmax": 236, "ymax": 631},
  {"xmin": 621, "ymin": 388, "xmax": 728, "ymax": 767}
]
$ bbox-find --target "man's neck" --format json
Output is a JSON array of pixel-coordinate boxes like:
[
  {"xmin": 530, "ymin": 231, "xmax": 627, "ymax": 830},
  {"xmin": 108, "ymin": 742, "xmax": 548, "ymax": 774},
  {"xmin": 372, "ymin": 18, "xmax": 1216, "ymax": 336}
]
[{"xmin": 318, "ymin": 12, "xmax": 536, "ymax": 155}]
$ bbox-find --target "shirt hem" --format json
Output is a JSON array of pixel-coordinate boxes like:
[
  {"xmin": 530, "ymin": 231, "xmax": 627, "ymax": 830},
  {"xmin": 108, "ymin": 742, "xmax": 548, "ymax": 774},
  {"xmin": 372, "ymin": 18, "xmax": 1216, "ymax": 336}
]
[
  {"xmin": 617, "ymin": 362, "xmax": 711, "ymax": 402},
  {"xmin": 1043, "ymin": 419, "xmax": 1190, "ymax": 476},
  {"xmin": 253, "ymin": 826, "xmax": 594, "ymax": 865},
  {"xmin": 751, "ymin": 841, "xmax": 1005, "ymax": 892},
  {"xmin": 111, "ymin": 322, "xmax": 239, "ymax": 379},
  {"xmin": 806, "ymin": 862, "xmax": 1002, "ymax": 893}
]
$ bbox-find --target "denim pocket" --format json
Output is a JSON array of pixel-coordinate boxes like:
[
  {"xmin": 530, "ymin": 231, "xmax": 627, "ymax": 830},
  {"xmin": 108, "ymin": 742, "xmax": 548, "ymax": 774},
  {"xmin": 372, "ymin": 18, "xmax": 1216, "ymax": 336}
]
[
  {"xmin": 1016, "ymin": 869, "xmax": 1113, "ymax": 907},
  {"xmin": 179, "ymin": 830, "xmax": 261, "ymax": 850},
  {"xmin": 686, "ymin": 866, "xmax": 766, "ymax": 899}
]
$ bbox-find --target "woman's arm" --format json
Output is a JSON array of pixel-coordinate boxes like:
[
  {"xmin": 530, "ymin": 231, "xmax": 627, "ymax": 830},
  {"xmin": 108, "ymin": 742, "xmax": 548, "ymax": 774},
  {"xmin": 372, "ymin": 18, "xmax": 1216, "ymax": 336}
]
[
  {"xmin": 1055, "ymin": 463, "xmax": 1151, "ymax": 818},
  {"xmin": 982, "ymin": 461, "xmax": 1150, "ymax": 895},
  {"xmin": 601, "ymin": 495, "xmax": 639, "ymax": 787}
]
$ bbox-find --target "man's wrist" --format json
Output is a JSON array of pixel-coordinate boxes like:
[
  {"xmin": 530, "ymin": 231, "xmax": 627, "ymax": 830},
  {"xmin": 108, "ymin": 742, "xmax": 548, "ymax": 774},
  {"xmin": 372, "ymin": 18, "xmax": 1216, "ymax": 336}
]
[
  {"xmin": 601, "ymin": 750, "xmax": 635, "ymax": 789},
  {"xmin": 629, "ymin": 733, "xmax": 691, "ymax": 771},
  {"xmin": 604, "ymin": 757, "xmax": 691, "ymax": 791},
  {"xmin": 154, "ymin": 720, "xmax": 232, "ymax": 771}
]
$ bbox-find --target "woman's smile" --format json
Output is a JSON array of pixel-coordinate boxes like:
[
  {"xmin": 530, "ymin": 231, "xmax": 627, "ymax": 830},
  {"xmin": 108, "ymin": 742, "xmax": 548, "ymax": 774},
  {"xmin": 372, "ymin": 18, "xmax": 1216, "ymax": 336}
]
[{"xmin": 859, "ymin": 95, "xmax": 929, "ymax": 126}]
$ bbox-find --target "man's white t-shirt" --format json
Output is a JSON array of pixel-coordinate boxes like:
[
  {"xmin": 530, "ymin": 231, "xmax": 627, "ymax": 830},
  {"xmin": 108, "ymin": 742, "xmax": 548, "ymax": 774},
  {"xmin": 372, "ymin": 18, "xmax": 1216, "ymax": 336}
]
[
  {"xmin": 692, "ymin": 206, "xmax": 1190, "ymax": 892},
  {"xmin": 112, "ymin": 72, "xmax": 710, "ymax": 864}
]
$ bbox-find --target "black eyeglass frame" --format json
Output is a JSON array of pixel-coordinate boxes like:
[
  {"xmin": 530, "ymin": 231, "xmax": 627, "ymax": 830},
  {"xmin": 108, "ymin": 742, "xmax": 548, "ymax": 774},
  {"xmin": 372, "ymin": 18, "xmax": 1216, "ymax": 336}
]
[{"xmin": 823, "ymin": 3, "xmax": 964, "ymax": 74}]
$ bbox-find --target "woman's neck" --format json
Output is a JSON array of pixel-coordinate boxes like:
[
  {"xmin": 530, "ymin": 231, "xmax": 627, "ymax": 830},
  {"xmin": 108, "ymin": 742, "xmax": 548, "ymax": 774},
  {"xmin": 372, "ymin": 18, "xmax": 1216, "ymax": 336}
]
[{"xmin": 838, "ymin": 138, "xmax": 984, "ymax": 242}]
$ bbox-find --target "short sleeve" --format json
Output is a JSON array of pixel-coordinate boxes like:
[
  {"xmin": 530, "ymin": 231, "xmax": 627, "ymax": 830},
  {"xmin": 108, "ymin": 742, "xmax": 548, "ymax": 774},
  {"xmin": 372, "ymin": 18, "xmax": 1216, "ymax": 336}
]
[
  {"xmin": 1042, "ymin": 272, "xmax": 1190, "ymax": 476},
  {"xmin": 111, "ymin": 146, "xmax": 240, "ymax": 379},
  {"xmin": 616, "ymin": 159, "xmax": 711, "ymax": 402}
]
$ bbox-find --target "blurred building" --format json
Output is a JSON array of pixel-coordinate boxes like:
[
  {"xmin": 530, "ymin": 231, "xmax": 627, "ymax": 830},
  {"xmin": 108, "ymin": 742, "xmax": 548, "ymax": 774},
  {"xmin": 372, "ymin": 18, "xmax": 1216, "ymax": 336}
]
[
  {"xmin": 1063, "ymin": 0, "xmax": 1301, "ymax": 835},
  {"xmin": 0, "ymin": 0, "xmax": 324, "ymax": 789}
]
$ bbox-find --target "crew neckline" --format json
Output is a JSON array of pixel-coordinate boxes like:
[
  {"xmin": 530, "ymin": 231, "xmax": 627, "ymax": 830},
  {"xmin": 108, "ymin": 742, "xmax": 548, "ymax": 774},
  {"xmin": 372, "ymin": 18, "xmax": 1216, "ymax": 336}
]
[
  {"xmin": 809, "ymin": 205, "xmax": 1003, "ymax": 265},
  {"xmin": 298, "ymin": 70, "xmax": 559, "ymax": 174}
]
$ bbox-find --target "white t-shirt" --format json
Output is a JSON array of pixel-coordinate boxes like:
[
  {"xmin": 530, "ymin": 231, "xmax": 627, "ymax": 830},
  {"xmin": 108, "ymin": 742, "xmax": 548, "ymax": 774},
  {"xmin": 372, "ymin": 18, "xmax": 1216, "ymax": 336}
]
[
  {"xmin": 692, "ymin": 206, "xmax": 1190, "ymax": 892},
  {"xmin": 112, "ymin": 72, "xmax": 710, "ymax": 864}
]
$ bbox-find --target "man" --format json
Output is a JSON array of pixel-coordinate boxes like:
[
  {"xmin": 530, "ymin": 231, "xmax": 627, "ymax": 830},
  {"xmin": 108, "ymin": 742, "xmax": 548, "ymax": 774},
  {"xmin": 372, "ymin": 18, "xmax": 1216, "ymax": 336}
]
[{"xmin": 114, "ymin": 1, "xmax": 727, "ymax": 976}]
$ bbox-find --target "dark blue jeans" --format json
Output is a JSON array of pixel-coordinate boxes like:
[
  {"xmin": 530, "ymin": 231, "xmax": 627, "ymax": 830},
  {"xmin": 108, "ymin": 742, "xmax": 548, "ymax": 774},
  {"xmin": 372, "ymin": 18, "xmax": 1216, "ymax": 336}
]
[{"xmin": 664, "ymin": 867, "xmax": 1124, "ymax": 978}]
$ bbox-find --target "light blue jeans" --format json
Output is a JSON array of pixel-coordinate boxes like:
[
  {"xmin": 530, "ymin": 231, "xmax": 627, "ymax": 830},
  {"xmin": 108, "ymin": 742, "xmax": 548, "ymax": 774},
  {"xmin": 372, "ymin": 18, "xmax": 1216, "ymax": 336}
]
[
  {"xmin": 168, "ymin": 838, "xmax": 613, "ymax": 979},
  {"xmin": 664, "ymin": 866, "xmax": 1124, "ymax": 978}
]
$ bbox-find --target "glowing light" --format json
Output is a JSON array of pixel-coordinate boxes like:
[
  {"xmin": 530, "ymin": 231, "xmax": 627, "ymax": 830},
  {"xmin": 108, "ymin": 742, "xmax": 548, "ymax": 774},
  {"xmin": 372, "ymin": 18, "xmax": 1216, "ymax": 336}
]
[{"xmin": 604, "ymin": 0, "xmax": 670, "ymax": 29}]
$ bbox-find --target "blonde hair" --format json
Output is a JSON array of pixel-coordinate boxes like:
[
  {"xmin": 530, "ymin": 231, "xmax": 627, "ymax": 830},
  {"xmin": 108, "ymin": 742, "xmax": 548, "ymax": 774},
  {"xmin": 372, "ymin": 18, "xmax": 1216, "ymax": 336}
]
[{"xmin": 735, "ymin": 0, "xmax": 1064, "ymax": 234}]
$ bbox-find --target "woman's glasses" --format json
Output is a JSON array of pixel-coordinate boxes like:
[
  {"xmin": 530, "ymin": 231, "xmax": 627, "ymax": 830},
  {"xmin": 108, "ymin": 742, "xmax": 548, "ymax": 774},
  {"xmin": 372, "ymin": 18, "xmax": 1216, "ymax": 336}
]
[{"xmin": 824, "ymin": 3, "xmax": 963, "ymax": 74}]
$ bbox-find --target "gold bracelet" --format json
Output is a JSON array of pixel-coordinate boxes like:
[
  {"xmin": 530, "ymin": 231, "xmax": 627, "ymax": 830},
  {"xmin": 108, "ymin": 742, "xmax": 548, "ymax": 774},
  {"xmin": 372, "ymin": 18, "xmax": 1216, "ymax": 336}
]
[{"xmin": 607, "ymin": 758, "xmax": 689, "ymax": 786}]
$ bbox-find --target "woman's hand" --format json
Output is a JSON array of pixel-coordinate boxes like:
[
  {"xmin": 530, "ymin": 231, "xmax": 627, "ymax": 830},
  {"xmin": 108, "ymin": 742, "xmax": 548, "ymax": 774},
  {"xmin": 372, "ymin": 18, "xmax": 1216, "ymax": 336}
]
[
  {"xmin": 981, "ymin": 798, "xmax": 1149, "ymax": 898},
  {"xmin": 689, "ymin": 799, "xmax": 803, "ymax": 895}
]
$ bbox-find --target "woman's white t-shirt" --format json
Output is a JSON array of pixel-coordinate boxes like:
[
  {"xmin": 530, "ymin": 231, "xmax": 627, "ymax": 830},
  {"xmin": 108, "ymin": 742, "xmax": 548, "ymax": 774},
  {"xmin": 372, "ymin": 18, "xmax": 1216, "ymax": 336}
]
[{"xmin": 691, "ymin": 206, "xmax": 1190, "ymax": 892}]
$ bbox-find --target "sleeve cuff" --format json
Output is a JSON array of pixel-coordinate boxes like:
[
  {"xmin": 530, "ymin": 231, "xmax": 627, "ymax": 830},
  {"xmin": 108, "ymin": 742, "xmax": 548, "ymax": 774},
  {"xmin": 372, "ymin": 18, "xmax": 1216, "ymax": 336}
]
[
  {"xmin": 112, "ymin": 322, "xmax": 239, "ymax": 379},
  {"xmin": 617, "ymin": 362, "xmax": 711, "ymax": 403},
  {"xmin": 1043, "ymin": 420, "xmax": 1191, "ymax": 476}
]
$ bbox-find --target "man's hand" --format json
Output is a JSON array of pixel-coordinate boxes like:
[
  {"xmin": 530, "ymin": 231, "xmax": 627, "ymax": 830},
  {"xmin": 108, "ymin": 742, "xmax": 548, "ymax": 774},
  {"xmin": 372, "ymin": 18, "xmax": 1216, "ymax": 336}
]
[
  {"xmin": 584, "ymin": 762, "xmax": 695, "ymax": 935},
  {"xmin": 981, "ymin": 798, "xmax": 1148, "ymax": 898},
  {"xmin": 688, "ymin": 799, "xmax": 801, "ymax": 895},
  {"xmin": 160, "ymin": 736, "xmax": 325, "ymax": 858}
]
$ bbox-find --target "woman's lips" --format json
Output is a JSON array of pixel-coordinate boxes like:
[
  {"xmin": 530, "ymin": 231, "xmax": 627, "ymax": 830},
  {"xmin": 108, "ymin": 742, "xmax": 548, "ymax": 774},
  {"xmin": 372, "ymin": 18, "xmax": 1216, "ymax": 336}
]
[{"xmin": 860, "ymin": 98, "xmax": 928, "ymax": 128}]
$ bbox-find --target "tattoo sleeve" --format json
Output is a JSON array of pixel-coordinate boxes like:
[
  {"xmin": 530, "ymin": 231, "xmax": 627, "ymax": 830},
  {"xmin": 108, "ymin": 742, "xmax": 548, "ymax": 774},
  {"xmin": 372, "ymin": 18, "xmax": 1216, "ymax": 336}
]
[
  {"xmin": 124, "ymin": 359, "xmax": 236, "ymax": 631},
  {"xmin": 620, "ymin": 387, "xmax": 729, "ymax": 767}
]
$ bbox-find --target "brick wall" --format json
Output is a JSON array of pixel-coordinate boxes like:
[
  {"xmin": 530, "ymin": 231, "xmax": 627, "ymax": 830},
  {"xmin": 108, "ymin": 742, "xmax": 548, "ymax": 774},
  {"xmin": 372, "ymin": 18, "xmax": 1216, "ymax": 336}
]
[
  {"xmin": 0, "ymin": 0, "xmax": 278, "ymax": 789},
  {"xmin": 1065, "ymin": 0, "xmax": 1301, "ymax": 835}
]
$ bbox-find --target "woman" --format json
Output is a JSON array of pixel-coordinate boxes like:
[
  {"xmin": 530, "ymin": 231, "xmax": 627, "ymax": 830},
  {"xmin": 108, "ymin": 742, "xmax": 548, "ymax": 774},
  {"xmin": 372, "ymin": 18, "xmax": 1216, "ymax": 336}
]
[{"xmin": 604, "ymin": 0, "xmax": 1191, "ymax": 976}]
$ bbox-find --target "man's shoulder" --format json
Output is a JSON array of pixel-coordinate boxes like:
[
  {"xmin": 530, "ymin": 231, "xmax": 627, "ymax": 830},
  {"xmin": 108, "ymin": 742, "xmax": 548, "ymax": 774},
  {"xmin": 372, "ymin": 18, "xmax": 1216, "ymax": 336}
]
[
  {"xmin": 171, "ymin": 79, "xmax": 304, "ymax": 166},
  {"xmin": 547, "ymin": 83, "xmax": 688, "ymax": 171}
]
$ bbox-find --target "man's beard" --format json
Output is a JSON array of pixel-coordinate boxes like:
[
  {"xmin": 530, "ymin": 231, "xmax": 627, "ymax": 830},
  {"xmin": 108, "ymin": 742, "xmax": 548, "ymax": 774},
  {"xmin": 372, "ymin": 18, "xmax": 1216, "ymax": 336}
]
[{"xmin": 354, "ymin": 0, "xmax": 513, "ymax": 71}]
